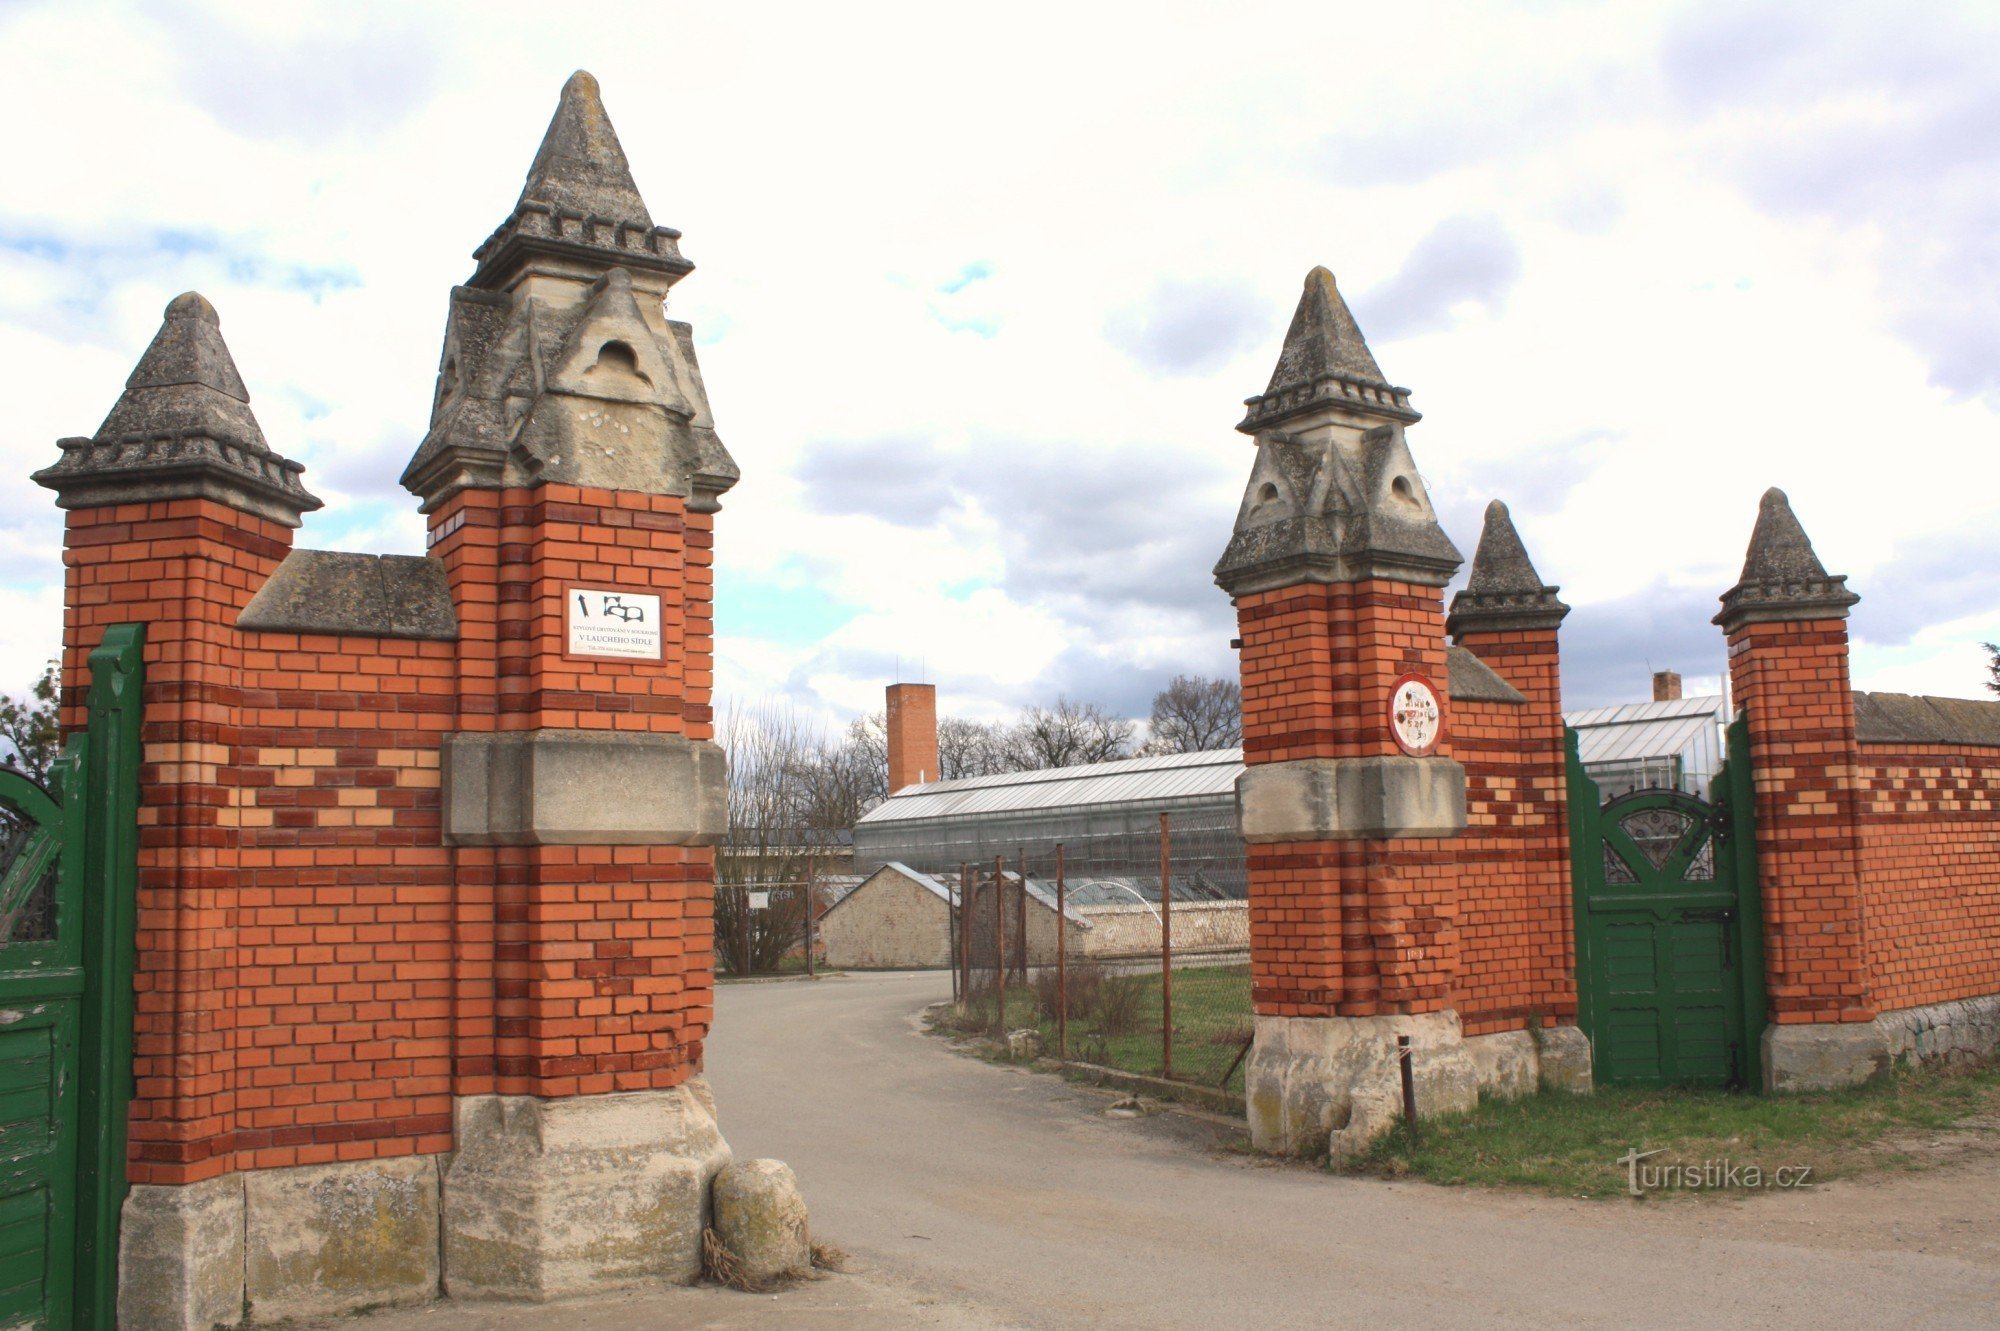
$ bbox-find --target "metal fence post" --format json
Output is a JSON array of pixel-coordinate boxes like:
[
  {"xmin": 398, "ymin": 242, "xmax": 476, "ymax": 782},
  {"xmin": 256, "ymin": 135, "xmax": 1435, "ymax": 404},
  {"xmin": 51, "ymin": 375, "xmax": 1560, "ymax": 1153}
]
[
  {"xmin": 959, "ymin": 862, "xmax": 972, "ymax": 1006},
  {"xmin": 993, "ymin": 854, "xmax": 1007, "ymax": 1037},
  {"xmin": 803, "ymin": 851, "xmax": 818, "ymax": 980},
  {"xmin": 1159, "ymin": 811, "xmax": 1173, "ymax": 1080},
  {"xmin": 1055, "ymin": 843, "xmax": 1068, "ymax": 1061},
  {"xmin": 1015, "ymin": 845, "xmax": 1028, "ymax": 982}
]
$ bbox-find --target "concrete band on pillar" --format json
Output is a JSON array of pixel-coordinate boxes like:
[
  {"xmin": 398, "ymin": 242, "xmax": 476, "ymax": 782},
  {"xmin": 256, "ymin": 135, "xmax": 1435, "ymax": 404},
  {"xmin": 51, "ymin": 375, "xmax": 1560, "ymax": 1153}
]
[{"xmin": 441, "ymin": 730, "xmax": 728, "ymax": 846}]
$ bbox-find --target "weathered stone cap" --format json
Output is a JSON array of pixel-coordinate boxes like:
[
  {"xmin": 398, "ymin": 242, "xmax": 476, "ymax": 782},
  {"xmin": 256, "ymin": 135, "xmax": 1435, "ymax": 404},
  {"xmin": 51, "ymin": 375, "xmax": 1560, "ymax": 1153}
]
[
  {"xmin": 1446, "ymin": 644, "xmax": 1527, "ymax": 704},
  {"xmin": 1853, "ymin": 690, "xmax": 2000, "ymax": 747},
  {"xmin": 238, "ymin": 550, "xmax": 457, "ymax": 640},
  {"xmin": 1713, "ymin": 488, "xmax": 1858, "ymax": 632},
  {"xmin": 1447, "ymin": 499, "xmax": 1569, "ymax": 637},
  {"xmin": 35, "ymin": 292, "xmax": 322, "ymax": 527},
  {"xmin": 471, "ymin": 71, "xmax": 691, "ymax": 289},
  {"xmin": 1238, "ymin": 267, "xmax": 1418, "ymax": 434}
]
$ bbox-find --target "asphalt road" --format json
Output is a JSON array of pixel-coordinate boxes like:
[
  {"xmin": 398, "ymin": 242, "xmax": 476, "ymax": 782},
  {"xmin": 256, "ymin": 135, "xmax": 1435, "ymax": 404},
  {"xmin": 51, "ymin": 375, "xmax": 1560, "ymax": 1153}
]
[{"xmin": 707, "ymin": 970, "xmax": 2000, "ymax": 1331}]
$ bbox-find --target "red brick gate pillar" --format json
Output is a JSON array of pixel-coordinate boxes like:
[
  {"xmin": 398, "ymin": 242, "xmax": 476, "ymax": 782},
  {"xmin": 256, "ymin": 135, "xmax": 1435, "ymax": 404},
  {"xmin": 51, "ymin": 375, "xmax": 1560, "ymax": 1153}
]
[
  {"xmin": 400, "ymin": 73, "xmax": 738, "ymax": 1299},
  {"xmin": 1714, "ymin": 488, "xmax": 1878, "ymax": 1088},
  {"xmin": 1215, "ymin": 269, "xmax": 1475, "ymax": 1157}
]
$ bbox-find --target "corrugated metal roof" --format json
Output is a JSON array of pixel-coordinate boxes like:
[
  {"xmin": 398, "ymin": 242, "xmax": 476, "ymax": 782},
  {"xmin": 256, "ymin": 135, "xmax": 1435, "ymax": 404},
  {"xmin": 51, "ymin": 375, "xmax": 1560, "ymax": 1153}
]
[
  {"xmin": 857, "ymin": 693, "xmax": 1727, "ymax": 827},
  {"xmin": 856, "ymin": 748, "xmax": 1243, "ymax": 826},
  {"xmin": 1567, "ymin": 695, "xmax": 1724, "ymax": 766}
]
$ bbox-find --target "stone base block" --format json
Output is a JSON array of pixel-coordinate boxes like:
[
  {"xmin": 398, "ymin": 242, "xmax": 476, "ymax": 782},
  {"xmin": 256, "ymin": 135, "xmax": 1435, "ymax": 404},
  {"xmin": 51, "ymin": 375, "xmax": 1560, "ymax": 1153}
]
[
  {"xmin": 1532, "ymin": 1023, "xmax": 1594, "ymax": 1093},
  {"xmin": 120, "ymin": 1156, "xmax": 444, "ymax": 1330},
  {"xmin": 1766, "ymin": 993, "xmax": 2000, "ymax": 1092},
  {"xmin": 1245, "ymin": 1010, "xmax": 1478, "ymax": 1159},
  {"xmin": 244, "ymin": 1156, "xmax": 440, "ymax": 1323},
  {"xmin": 120, "ymin": 1173, "xmax": 245, "ymax": 1331},
  {"xmin": 1458, "ymin": 1023, "xmax": 1594, "ymax": 1104},
  {"xmin": 443, "ymin": 1080, "xmax": 731, "ymax": 1301}
]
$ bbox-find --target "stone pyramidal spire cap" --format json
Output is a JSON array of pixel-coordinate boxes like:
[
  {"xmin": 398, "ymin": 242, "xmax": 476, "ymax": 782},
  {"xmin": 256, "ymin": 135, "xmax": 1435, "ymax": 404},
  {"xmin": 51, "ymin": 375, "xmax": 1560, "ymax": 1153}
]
[
  {"xmin": 35, "ymin": 292, "xmax": 321, "ymax": 527},
  {"xmin": 470, "ymin": 70, "xmax": 691, "ymax": 291},
  {"xmin": 1214, "ymin": 266, "xmax": 1459, "ymax": 595},
  {"xmin": 1714, "ymin": 487, "xmax": 1858, "ymax": 632},
  {"xmin": 403, "ymin": 71, "xmax": 737, "ymax": 513},
  {"xmin": 1238, "ymin": 267, "xmax": 1418, "ymax": 435},
  {"xmin": 1447, "ymin": 500, "xmax": 1569, "ymax": 637}
]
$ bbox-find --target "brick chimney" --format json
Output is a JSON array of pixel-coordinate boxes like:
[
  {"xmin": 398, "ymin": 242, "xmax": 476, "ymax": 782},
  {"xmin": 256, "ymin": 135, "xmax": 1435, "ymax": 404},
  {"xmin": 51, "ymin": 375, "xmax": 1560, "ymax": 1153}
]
[
  {"xmin": 1653, "ymin": 670, "xmax": 1683, "ymax": 702},
  {"xmin": 886, "ymin": 683, "xmax": 939, "ymax": 792}
]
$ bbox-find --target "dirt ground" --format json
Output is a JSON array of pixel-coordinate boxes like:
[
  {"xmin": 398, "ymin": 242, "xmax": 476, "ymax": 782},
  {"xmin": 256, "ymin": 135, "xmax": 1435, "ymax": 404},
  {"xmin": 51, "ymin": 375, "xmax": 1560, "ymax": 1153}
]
[{"xmin": 311, "ymin": 972, "xmax": 2000, "ymax": 1330}]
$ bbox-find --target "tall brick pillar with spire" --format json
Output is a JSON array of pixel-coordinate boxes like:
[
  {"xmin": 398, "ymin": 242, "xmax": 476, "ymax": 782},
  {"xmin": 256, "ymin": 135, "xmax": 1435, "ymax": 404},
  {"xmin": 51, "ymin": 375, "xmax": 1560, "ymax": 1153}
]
[
  {"xmin": 1215, "ymin": 268, "xmax": 1477, "ymax": 1156},
  {"xmin": 399, "ymin": 72, "xmax": 740, "ymax": 1299},
  {"xmin": 1715, "ymin": 489, "xmax": 1878, "ymax": 1088}
]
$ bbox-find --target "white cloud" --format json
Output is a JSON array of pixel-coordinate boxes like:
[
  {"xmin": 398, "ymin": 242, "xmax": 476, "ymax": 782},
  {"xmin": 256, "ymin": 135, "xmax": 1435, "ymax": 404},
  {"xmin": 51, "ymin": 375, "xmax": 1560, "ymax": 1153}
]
[{"xmin": 0, "ymin": 0, "xmax": 1993, "ymax": 721}]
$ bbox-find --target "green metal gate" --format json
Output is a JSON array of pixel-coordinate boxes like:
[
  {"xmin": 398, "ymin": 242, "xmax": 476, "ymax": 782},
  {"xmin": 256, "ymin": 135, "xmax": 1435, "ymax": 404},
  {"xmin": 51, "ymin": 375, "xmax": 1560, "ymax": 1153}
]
[
  {"xmin": 1568, "ymin": 718, "xmax": 1766, "ymax": 1089},
  {"xmin": 0, "ymin": 625, "xmax": 142, "ymax": 1329}
]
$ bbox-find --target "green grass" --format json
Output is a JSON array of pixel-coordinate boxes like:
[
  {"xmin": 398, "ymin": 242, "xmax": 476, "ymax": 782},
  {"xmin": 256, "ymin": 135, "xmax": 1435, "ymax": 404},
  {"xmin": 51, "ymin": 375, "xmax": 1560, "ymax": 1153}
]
[
  {"xmin": 948, "ymin": 965, "xmax": 1254, "ymax": 1091},
  {"xmin": 1346, "ymin": 1060, "xmax": 2000, "ymax": 1198}
]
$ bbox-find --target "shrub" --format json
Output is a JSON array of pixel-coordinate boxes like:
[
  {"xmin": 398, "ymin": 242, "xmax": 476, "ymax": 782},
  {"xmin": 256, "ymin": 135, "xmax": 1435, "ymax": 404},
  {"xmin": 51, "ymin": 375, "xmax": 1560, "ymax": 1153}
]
[
  {"xmin": 1092, "ymin": 974, "xmax": 1147, "ymax": 1036},
  {"xmin": 1033, "ymin": 959, "xmax": 1105, "ymax": 1021}
]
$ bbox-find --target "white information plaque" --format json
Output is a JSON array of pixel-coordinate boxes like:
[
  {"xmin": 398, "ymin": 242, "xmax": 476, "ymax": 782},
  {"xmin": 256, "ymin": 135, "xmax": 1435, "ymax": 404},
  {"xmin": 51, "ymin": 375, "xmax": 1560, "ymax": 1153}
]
[{"xmin": 566, "ymin": 587, "xmax": 663, "ymax": 660}]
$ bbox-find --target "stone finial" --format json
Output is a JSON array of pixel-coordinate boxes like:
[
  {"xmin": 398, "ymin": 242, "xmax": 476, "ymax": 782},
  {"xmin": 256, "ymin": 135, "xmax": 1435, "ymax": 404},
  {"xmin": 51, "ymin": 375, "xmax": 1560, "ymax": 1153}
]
[
  {"xmin": 470, "ymin": 70, "xmax": 692, "ymax": 291},
  {"xmin": 1446, "ymin": 500, "xmax": 1569, "ymax": 638},
  {"xmin": 34, "ymin": 292, "xmax": 322, "ymax": 527},
  {"xmin": 1214, "ymin": 266, "xmax": 1459, "ymax": 595},
  {"xmin": 403, "ymin": 74, "xmax": 740, "ymax": 513},
  {"xmin": 1237, "ymin": 267, "xmax": 1418, "ymax": 435},
  {"xmin": 1713, "ymin": 488, "xmax": 1858, "ymax": 633}
]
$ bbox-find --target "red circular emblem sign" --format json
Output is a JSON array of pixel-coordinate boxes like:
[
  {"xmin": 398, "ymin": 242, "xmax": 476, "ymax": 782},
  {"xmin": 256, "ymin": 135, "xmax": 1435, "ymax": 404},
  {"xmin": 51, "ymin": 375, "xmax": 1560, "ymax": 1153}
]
[{"xmin": 1389, "ymin": 673, "xmax": 1443, "ymax": 756}]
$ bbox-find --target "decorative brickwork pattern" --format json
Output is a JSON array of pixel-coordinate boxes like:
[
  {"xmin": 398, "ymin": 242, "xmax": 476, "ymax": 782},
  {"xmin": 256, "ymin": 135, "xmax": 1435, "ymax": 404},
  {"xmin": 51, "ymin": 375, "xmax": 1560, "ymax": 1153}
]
[
  {"xmin": 1450, "ymin": 625, "xmax": 1577, "ymax": 1037},
  {"xmin": 1726, "ymin": 617, "xmax": 1875, "ymax": 1024},
  {"xmin": 1237, "ymin": 579, "xmax": 1462, "ymax": 1017},
  {"xmin": 1855, "ymin": 743, "xmax": 2000, "ymax": 1011}
]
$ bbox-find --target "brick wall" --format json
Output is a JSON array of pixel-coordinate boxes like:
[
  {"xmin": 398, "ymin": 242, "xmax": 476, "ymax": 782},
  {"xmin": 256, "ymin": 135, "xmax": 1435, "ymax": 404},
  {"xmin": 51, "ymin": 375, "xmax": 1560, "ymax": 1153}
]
[
  {"xmin": 1726, "ymin": 617, "xmax": 1876, "ymax": 1025},
  {"xmin": 59, "ymin": 478, "xmax": 718, "ymax": 1182},
  {"xmin": 1854, "ymin": 741, "xmax": 2000, "ymax": 1011},
  {"xmin": 1447, "ymin": 625, "xmax": 1576, "ymax": 1037},
  {"xmin": 1237, "ymin": 579, "xmax": 1461, "ymax": 1019}
]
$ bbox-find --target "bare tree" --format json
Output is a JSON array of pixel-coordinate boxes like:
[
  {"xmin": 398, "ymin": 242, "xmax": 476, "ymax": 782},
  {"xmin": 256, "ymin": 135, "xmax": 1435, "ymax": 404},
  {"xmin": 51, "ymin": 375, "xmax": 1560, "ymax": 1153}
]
[
  {"xmin": 937, "ymin": 716, "xmax": 1011, "ymax": 780},
  {"xmin": 1002, "ymin": 696, "xmax": 1135, "ymax": 769},
  {"xmin": 1141, "ymin": 674, "xmax": 1241, "ymax": 754},
  {"xmin": 716, "ymin": 703, "xmax": 843, "ymax": 975},
  {"xmin": 1985, "ymin": 642, "xmax": 2000, "ymax": 697}
]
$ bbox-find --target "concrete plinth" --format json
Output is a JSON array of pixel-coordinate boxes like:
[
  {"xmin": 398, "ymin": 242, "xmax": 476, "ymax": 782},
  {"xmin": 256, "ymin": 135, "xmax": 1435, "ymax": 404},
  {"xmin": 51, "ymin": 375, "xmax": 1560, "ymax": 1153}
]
[
  {"xmin": 1766, "ymin": 994, "xmax": 2000, "ymax": 1092},
  {"xmin": 442, "ymin": 1080, "xmax": 731, "ymax": 1301},
  {"xmin": 119, "ymin": 1173, "xmax": 246, "ymax": 1331},
  {"xmin": 244, "ymin": 1156, "xmax": 440, "ymax": 1323},
  {"xmin": 1245, "ymin": 1010, "xmax": 1479, "ymax": 1159}
]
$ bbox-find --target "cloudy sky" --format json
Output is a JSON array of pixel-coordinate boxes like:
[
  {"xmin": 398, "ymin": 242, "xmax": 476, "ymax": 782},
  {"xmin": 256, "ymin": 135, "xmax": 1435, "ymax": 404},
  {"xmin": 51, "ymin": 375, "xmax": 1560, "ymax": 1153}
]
[{"xmin": 2, "ymin": 0, "xmax": 1995, "ymax": 728}]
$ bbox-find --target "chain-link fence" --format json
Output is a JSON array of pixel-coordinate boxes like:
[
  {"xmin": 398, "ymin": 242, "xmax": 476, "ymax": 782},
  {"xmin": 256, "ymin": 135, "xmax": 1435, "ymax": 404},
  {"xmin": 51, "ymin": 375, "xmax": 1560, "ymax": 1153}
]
[{"xmin": 944, "ymin": 810, "xmax": 1253, "ymax": 1094}]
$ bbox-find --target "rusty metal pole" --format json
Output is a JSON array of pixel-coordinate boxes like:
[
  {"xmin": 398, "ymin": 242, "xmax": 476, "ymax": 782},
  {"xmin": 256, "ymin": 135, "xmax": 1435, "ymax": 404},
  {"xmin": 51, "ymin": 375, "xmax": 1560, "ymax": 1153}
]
[
  {"xmin": 1159, "ymin": 811, "xmax": 1174, "ymax": 1080},
  {"xmin": 1398, "ymin": 1035, "xmax": 1418, "ymax": 1129},
  {"xmin": 993, "ymin": 854, "xmax": 1007, "ymax": 1037},
  {"xmin": 1015, "ymin": 845, "xmax": 1028, "ymax": 983},
  {"xmin": 741, "ymin": 882, "xmax": 753, "ymax": 976},
  {"xmin": 959, "ymin": 863, "xmax": 972, "ymax": 1007},
  {"xmin": 1055, "ymin": 843, "xmax": 1068, "ymax": 1061},
  {"xmin": 803, "ymin": 849, "xmax": 818, "ymax": 980}
]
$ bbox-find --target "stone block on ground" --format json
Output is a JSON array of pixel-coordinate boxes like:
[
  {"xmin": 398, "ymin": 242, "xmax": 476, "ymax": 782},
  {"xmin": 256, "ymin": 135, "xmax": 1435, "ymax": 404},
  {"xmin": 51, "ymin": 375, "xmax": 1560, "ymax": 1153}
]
[
  {"xmin": 711, "ymin": 1159, "xmax": 811, "ymax": 1283},
  {"xmin": 1006, "ymin": 1028, "xmax": 1043, "ymax": 1061}
]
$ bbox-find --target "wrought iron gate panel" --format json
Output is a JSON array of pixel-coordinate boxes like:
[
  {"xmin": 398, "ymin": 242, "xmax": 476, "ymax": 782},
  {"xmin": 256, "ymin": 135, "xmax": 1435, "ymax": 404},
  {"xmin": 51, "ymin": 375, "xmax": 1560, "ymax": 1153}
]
[{"xmin": 1568, "ymin": 720, "xmax": 1766, "ymax": 1090}]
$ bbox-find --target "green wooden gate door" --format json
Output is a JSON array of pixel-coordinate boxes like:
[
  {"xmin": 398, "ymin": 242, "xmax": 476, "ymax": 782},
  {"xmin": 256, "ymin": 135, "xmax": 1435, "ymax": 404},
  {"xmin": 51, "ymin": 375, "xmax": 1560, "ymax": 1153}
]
[
  {"xmin": 1568, "ymin": 720, "xmax": 1766, "ymax": 1089},
  {"xmin": 0, "ymin": 626, "xmax": 143, "ymax": 1329}
]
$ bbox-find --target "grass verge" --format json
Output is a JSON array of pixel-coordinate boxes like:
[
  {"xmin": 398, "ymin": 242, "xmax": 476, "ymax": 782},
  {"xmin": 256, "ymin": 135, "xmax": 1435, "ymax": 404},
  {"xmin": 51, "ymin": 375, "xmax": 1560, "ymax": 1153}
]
[{"xmin": 1344, "ymin": 1059, "xmax": 2000, "ymax": 1198}]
